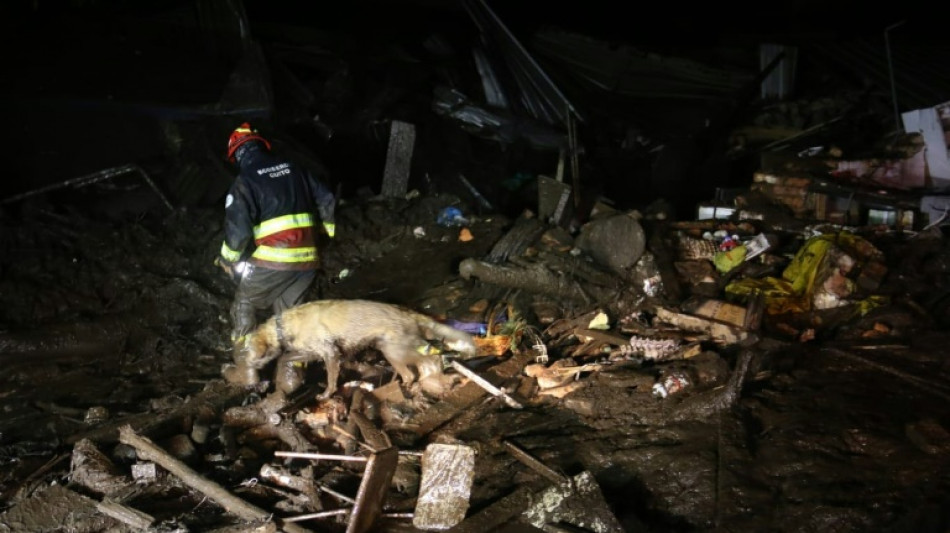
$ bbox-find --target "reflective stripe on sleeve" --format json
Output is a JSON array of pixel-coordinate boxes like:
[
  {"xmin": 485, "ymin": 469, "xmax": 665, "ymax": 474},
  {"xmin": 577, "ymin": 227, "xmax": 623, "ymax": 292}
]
[{"xmin": 221, "ymin": 242, "xmax": 242, "ymax": 262}]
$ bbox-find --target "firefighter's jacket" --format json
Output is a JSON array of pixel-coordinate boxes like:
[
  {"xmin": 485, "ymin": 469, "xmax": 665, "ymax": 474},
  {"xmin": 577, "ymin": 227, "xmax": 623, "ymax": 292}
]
[{"xmin": 219, "ymin": 144, "xmax": 335, "ymax": 271}]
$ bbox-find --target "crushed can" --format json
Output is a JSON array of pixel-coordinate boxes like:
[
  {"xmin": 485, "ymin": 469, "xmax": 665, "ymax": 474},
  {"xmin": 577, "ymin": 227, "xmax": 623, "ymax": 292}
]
[{"xmin": 652, "ymin": 371, "xmax": 691, "ymax": 398}]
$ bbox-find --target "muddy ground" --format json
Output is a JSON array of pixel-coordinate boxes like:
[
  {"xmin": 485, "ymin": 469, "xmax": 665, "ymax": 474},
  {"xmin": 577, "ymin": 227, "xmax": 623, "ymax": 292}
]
[{"xmin": 1, "ymin": 185, "xmax": 949, "ymax": 533}]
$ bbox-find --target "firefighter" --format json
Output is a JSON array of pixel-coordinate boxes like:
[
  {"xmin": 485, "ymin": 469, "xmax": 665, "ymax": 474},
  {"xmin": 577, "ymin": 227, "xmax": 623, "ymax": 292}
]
[{"xmin": 216, "ymin": 122, "xmax": 336, "ymax": 351}]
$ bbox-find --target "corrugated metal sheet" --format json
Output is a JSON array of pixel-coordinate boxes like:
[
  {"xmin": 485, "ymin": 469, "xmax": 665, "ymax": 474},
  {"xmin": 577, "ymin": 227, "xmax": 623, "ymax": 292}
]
[{"xmin": 461, "ymin": 0, "xmax": 580, "ymax": 126}]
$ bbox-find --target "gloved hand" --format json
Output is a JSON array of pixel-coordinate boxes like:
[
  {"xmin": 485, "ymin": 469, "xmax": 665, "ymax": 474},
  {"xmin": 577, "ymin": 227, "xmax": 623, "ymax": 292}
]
[
  {"xmin": 215, "ymin": 257, "xmax": 246, "ymax": 283},
  {"xmin": 214, "ymin": 257, "xmax": 234, "ymax": 277},
  {"xmin": 323, "ymin": 221, "xmax": 336, "ymax": 238}
]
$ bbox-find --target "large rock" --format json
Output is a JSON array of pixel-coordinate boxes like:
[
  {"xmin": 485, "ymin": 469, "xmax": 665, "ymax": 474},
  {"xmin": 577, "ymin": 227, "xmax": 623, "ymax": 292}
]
[{"xmin": 574, "ymin": 211, "xmax": 646, "ymax": 275}]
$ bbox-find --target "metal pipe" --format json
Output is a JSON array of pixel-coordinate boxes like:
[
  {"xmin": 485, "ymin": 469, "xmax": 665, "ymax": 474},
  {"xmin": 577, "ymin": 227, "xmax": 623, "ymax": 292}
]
[
  {"xmin": 283, "ymin": 508, "xmax": 350, "ymax": 523},
  {"xmin": 315, "ymin": 483, "xmax": 357, "ymax": 505},
  {"xmin": 274, "ymin": 451, "xmax": 369, "ymax": 462},
  {"xmin": 1, "ymin": 163, "xmax": 174, "ymax": 212}
]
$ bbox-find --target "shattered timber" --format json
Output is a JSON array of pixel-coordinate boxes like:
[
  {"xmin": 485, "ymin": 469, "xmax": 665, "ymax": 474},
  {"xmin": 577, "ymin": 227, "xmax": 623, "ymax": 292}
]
[{"xmin": 2, "ymin": 1, "xmax": 950, "ymax": 532}]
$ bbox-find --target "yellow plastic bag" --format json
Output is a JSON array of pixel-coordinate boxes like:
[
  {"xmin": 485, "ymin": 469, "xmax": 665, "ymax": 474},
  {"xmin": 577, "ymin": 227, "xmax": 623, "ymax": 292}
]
[
  {"xmin": 726, "ymin": 233, "xmax": 887, "ymax": 316},
  {"xmin": 713, "ymin": 245, "xmax": 747, "ymax": 274}
]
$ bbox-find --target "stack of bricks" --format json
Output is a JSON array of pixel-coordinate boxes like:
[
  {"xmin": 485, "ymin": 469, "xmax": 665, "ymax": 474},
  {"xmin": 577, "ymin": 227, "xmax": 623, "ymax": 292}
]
[{"xmin": 750, "ymin": 172, "xmax": 827, "ymax": 220}]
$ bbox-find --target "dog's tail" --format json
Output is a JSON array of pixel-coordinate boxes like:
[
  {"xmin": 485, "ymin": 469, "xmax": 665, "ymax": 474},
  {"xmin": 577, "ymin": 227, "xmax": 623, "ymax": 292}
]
[{"xmin": 417, "ymin": 315, "xmax": 478, "ymax": 358}]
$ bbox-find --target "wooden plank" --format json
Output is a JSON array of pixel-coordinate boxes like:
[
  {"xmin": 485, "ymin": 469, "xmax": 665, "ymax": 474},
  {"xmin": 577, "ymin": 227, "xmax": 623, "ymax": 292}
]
[
  {"xmin": 503, "ymin": 440, "xmax": 567, "ymax": 485},
  {"xmin": 346, "ymin": 447, "xmax": 399, "ymax": 533},
  {"xmin": 380, "ymin": 120, "xmax": 415, "ymax": 198}
]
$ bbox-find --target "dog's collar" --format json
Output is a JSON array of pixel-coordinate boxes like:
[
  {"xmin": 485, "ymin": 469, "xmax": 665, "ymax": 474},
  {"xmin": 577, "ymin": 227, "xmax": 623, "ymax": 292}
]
[{"xmin": 275, "ymin": 312, "xmax": 291, "ymax": 350}]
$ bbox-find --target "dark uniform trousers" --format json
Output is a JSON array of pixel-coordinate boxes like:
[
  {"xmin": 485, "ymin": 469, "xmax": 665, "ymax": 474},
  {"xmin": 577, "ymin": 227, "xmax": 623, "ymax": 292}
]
[{"xmin": 230, "ymin": 264, "xmax": 316, "ymax": 342}]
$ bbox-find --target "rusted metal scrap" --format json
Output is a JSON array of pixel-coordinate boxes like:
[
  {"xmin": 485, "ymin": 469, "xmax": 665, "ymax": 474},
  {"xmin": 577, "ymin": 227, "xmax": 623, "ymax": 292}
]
[{"xmin": 275, "ymin": 447, "xmax": 399, "ymax": 533}]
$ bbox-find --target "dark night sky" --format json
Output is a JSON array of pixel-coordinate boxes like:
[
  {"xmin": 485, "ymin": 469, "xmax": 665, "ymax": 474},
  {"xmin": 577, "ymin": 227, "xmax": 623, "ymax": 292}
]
[{"xmin": 0, "ymin": 0, "xmax": 943, "ymax": 197}]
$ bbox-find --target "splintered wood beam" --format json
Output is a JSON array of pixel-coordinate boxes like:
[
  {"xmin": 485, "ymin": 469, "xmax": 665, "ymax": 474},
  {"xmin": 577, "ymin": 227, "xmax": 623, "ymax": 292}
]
[
  {"xmin": 347, "ymin": 447, "xmax": 399, "ymax": 533},
  {"xmin": 450, "ymin": 361, "xmax": 523, "ymax": 409},
  {"xmin": 503, "ymin": 440, "xmax": 567, "ymax": 485},
  {"xmin": 118, "ymin": 425, "xmax": 312, "ymax": 533},
  {"xmin": 96, "ymin": 499, "xmax": 154, "ymax": 530}
]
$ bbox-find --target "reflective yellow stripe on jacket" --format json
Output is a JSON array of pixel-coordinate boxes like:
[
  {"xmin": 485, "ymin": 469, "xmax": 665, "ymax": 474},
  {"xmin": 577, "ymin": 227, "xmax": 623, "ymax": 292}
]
[
  {"xmin": 254, "ymin": 213, "xmax": 314, "ymax": 239},
  {"xmin": 252, "ymin": 212, "xmax": 317, "ymax": 263},
  {"xmin": 221, "ymin": 213, "xmax": 318, "ymax": 265},
  {"xmin": 253, "ymin": 245, "xmax": 317, "ymax": 263},
  {"xmin": 220, "ymin": 242, "xmax": 242, "ymax": 262}
]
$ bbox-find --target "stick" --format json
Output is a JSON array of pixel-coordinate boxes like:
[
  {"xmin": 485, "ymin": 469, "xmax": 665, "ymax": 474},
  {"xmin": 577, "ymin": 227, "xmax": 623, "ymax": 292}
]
[
  {"xmin": 315, "ymin": 483, "xmax": 357, "ymax": 505},
  {"xmin": 96, "ymin": 499, "xmax": 155, "ymax": 530},
  {"xmin": 450, "ymin": 361, "xmax": 523, "ymax": 409},
  {"xmin": 118, "ymin": 425, "xmax": 311, "ymax": 533},
  {"xmin": 283, "ymin": 509, "xmax": 350, "ymax": 523},
  {"xmin": 275, "ymin": 451, "xmax": 369, "ymax": 462},
  {"xmin": 503, "ymin": 440, "xmax": 567, "ymax": 485}
]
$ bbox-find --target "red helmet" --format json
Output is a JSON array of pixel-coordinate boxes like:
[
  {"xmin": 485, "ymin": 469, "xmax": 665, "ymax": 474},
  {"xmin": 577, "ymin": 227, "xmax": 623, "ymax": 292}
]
[{"xmin": 227, "ymin": 122, "xmax": 272, "ymax": 162}]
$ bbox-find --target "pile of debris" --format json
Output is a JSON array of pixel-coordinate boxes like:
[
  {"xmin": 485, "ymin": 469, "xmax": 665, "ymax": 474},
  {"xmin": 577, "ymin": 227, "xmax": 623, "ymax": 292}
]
[{"xmin": 1, "ymin": 174, "xmax": 950, "ymax": 532}]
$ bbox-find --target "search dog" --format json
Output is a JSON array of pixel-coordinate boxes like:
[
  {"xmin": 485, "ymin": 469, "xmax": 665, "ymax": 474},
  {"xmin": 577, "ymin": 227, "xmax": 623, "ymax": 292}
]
[{"xmin": 226, "ymin": 299, "xmax": 478, "ymax": 398}]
